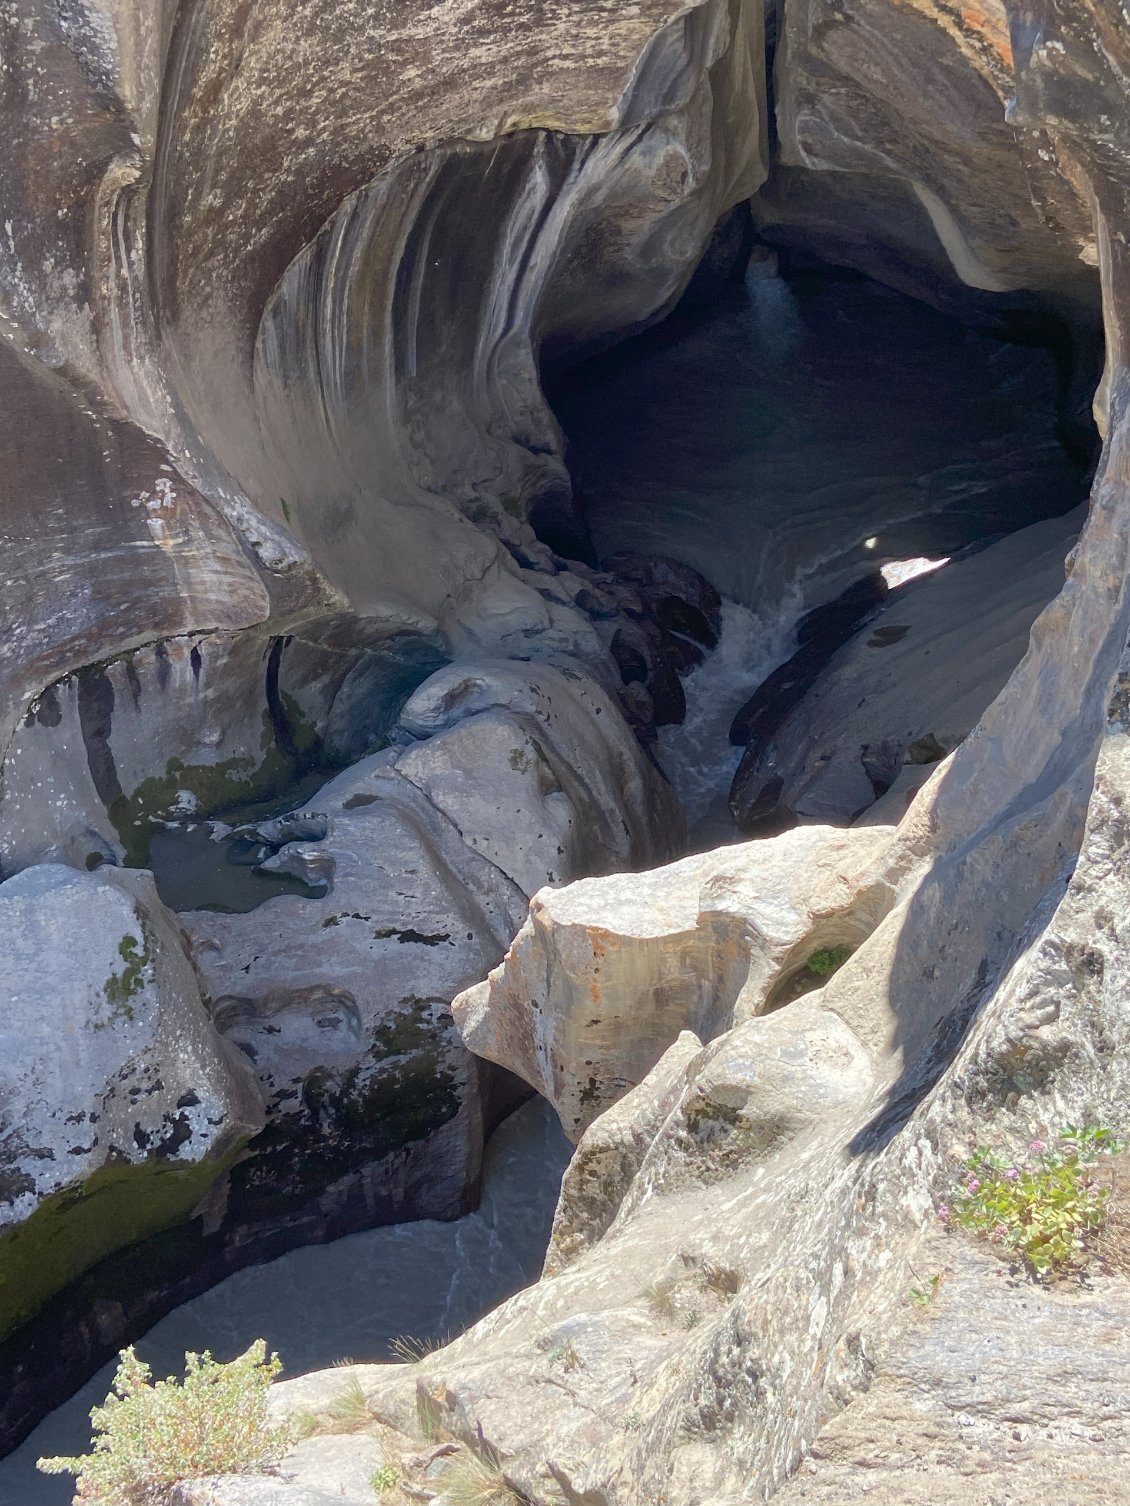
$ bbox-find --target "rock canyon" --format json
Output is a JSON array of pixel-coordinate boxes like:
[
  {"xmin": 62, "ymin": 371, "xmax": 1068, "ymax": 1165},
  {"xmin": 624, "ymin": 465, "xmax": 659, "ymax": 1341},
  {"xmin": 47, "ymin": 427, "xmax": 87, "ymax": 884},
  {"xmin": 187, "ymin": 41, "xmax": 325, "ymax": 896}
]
[{"xmin": 1, "ymin": 0, "xmax": 1129, "ymax": 1502}]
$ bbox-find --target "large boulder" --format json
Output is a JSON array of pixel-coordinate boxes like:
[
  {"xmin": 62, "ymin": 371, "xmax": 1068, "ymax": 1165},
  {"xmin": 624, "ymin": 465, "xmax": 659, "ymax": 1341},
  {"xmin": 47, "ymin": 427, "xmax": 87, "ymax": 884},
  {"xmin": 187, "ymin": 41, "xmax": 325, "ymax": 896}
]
[
  {"xmin": 258, "ymin": 678, "xmax": 1130, "ymax": 1506},
  {"xmin": 0, "ymin": 865, "xmax": 264, "ymax": 1343},
  {"xmin": 181, "ymin": 660, "xmax": 682, "ymax": 1231},
  {"xmin": 453, "ymin": 822, "xmax": 889, "ymax": 1138}
]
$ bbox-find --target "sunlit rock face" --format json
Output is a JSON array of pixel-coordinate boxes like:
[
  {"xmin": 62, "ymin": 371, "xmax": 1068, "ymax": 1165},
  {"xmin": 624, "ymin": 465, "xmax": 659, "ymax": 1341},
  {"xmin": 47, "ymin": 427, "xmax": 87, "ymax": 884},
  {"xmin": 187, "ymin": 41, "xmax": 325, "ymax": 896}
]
[
  {"xmin": 246, "ymin": 4, "xmax": 1130, "ymax": 1503},
  {"xmin": 0, "ymin": 0, "xmax": 766, "ymax": 891},
  {"xmin": 1, "ymin": 0, "xmax": 767, "ymax": 718},
  {"xmin": 0, "ymin": 0, "xmax": 768, "ymax": 1440},
  {"xmin": 454, "ymin": 823, "xmax": 889, "ymax": 1138},
  {"xmin": 5, "ymin": 0, "xmax": 1130, "ymax": 1485},
  {"xmin": 763, "ymin": 0, "xmax": 1096, "ymax": 302}
]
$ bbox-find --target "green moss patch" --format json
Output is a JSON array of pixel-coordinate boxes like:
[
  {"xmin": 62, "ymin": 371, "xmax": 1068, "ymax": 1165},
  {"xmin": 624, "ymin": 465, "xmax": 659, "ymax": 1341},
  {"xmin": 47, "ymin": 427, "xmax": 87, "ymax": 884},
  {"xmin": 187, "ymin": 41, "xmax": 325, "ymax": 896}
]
[{"xmin": 0, "ymin": 1139, "xmax": 249, "ymax": 1343}]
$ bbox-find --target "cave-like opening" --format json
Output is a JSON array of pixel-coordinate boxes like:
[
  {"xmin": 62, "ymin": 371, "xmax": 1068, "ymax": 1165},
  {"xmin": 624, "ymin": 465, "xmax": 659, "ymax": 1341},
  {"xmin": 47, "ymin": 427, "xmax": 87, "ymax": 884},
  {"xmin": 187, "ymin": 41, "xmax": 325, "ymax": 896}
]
[{"xmin": 544, "ymin": 246, "xmax": 1100, "ymax": 846}]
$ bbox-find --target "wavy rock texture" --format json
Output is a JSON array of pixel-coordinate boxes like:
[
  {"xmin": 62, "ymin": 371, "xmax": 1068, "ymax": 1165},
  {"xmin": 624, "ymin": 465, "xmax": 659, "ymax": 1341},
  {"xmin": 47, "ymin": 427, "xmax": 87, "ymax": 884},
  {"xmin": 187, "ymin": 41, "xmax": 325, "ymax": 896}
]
[
  {"xmin": 1, "ymin": 0, "xmax": 768, "ymax": 821},
  {"xmin": 239, "ymin": 4, "xmax": 1130, "ymax": 1502},
  {"xmin": 764, "ymin": 0, "xmax": 1096, "ymax": 301},
  {"xmin": 454, "ymin": 823, "xmax": 888, "ymax": 1138},
  {"xmin": 0, "ymin": 0, "xmax": 767, "ymax": 1444},
  {"xmin": 5, "ymin": 0, "xmax": 1130, "ymax": 1490},
  {"xmin": 178, "ymin": 660, "xmax": 679, "ymax": 1238}
]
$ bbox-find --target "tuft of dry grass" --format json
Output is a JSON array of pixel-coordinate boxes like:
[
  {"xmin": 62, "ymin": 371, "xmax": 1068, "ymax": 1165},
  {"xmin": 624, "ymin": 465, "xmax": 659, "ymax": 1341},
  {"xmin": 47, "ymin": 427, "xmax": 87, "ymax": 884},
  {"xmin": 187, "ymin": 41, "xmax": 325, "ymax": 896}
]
[
  {"xmin": 699, "ymin": 1260, "xmax": 742, "ymax": 1299},
  {"xmin": 1092, "ymin": 1151, "xmax": 1130, "ymax": 1276},
  {"xmin": 390, "ymin": 1331, "xmax": 447, "ymax": 1364},
  {"xmin": 642, "ymin": 1281, "xmax": 677, "ymax": 1319},
  {"xmin": 296, "ymin": 1375, "xmax": 378, "ymax": 1438},
  {"xmin": 436, "ymin": 1442, "xmax": 526, "ymax": 1506}
]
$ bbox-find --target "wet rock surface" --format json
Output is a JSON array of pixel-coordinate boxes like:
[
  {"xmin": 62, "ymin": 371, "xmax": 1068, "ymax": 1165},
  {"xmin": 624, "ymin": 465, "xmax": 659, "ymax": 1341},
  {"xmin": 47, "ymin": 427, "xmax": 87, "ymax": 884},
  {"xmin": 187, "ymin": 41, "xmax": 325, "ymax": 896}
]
[
  {"xmin": 731, "ymin": 510, "xmax": 1084, "ymax": 831},
  {"xmin": 0, "ymin": 866, "xmax": 263, "ymax": 1340}
]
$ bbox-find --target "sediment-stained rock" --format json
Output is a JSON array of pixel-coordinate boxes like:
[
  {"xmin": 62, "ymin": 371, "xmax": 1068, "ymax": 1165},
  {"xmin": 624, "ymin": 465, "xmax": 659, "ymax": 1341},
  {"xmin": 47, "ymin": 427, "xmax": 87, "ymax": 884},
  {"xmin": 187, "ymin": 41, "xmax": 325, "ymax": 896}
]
[
  {"xmin": 0, "ymin": 865, "xmax": 263, "ymax": 1342},
  {"xmin": 453, "ymin": 823, "xmax": 889, "ymax": 1138},
  {"xmin": 766, "ymin": 0, "xmax": 1096, "ymax": 301},
  {"xmin": 180, "ymin": 659, "xmax": 681, "ymax": 1235},
  {"xmin": 264, "ymin": 652, "xmax": 1130, "ymax": 1506}
]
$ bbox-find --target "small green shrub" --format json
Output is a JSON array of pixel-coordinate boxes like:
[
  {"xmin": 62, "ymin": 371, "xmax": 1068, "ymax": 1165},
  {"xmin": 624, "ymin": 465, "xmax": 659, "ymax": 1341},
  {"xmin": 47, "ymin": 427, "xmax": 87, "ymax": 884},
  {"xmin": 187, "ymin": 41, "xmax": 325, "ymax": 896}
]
[
  {"xmin": 37, "ymin": 1340, "xmax": 289, "ymax": 1504},
  {"xmin": 805, "ymin": 944, "xmax": 853, "ymax": 979},
  {"xmin": 941, "ymin": 1125, "xmax": 1124, "ymax": 1277},
  {"xmin": 372, "ymin": 1461, "xmax": 400, "ymax": 1494}
]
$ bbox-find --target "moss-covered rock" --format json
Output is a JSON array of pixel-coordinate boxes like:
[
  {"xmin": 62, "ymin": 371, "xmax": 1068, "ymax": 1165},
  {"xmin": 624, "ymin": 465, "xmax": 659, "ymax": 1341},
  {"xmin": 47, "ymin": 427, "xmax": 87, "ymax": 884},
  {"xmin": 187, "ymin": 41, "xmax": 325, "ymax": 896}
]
[{"xmin": 0, "ymin": 864, "xmax": 264, "ymax": 1342}]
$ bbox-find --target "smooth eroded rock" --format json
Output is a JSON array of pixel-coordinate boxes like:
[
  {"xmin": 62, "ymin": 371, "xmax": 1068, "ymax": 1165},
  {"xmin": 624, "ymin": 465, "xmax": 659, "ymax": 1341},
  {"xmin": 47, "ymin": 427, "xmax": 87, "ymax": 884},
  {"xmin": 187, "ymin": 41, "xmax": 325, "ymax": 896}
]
[{"xmin": 0, "ymin": 865, "xmax": 264, "ymax": 1341}]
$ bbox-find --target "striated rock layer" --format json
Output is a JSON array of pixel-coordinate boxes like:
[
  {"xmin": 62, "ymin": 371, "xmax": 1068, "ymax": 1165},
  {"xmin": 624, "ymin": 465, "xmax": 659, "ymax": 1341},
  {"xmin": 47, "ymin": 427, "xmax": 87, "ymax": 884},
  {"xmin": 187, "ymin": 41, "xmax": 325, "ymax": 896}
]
[
  {"xmin": 201, "ymin": 1, "xmax": 1130, "ymax": 1503},
  {"xmin": 0, "ymin": 0, "xmax": 766, "ymax": 1447},
  {"xmin": 3, "ymin": 0, "xmax": 1130, "ymax": 1484}
]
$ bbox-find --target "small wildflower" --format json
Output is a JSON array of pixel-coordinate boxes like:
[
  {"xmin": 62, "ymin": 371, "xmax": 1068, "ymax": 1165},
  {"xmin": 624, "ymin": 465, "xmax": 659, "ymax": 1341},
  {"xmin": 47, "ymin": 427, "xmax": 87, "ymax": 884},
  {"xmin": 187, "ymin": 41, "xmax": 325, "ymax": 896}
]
[
  {"xmin": 1029, "ymin": 1139, "xmax": 1047, "ymax": 1154},
  {"xmin": 1004, "ymin": 1167, "xmax": 1020, "ymax": 1181},
  {"xmin": 966, "ymin": 1175, "xmax": 981, "ymax": 1194},
  {"xmin": 936, "ymin": 1203, "xmax": 951, "ymax": 1223}
]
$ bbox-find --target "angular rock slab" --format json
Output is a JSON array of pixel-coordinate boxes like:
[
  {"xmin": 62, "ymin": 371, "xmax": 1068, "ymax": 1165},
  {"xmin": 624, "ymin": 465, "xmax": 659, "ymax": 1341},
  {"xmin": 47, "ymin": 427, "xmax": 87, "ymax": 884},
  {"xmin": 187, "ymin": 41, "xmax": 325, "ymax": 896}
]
[
  {"xmin": 454, "ymin": 823, "xmax": 889, "ymax": 1138},
  {"xmin": 0, "ymin": 865, "xmax": 264, "ymax": 1339},
  {"xmin": 731, "ymin": 510, "xmax": 1081, "ymax": 830}
]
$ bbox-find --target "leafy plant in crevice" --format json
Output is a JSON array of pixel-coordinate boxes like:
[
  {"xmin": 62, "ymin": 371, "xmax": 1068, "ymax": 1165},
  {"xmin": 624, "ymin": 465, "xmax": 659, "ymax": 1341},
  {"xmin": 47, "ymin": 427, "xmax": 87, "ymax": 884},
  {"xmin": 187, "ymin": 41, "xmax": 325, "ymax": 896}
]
[
  {"xmin": 805, "ymin": 944, "xmax": 853, "ymax": 979},
  {"xmin": 37, "ymin": 1340, "xmax": 289, "ymax": 1504},
  {"xmin": 372, "ymin": 1461, "xmax": 400, "ymax": 1494},
  {"xmin": 908, "ymin": 1272, "xmax": 942, "ymax": 1307},
  {"xmin": 940, "ymin": 1124, "xmax": 1125, "ymax": 1277}
]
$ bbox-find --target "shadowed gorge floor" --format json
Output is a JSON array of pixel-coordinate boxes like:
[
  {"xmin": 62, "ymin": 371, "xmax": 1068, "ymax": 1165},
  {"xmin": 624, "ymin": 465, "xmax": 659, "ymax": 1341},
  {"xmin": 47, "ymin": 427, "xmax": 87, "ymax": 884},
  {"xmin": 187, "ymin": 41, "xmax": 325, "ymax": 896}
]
[
  {"xmin": 553, "ymin": 267, "xmax": 1087, "ymax": 608},
  {"xmin": 551, "ymin": 263, "xmax": 1093, "ymax": 843}
]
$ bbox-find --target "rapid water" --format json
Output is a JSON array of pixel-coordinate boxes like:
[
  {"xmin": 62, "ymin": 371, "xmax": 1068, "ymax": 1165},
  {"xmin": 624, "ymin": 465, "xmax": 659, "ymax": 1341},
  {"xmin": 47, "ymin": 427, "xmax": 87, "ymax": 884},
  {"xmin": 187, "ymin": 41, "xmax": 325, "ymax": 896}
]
[
  {"xmin": 656, "ymin": 555, "xmax": 949, "ymax": 850},
  {"xmin": 655, "ymin": 595, "xmax": 802, "ymax": 848},
  {"xmin": 0, "ymin": 1099, "xmax": 570, "ymax": 1506},
  {"xmin": 556, "ymin": 264, "xmax": 1085, "ymax": 845}
]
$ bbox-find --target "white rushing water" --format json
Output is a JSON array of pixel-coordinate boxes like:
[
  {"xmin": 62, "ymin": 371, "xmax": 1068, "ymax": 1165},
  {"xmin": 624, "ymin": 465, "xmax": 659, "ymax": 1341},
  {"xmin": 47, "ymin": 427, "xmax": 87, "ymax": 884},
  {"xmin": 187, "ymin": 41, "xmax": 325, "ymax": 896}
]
[
  {"xmin": 0, "ymin": 1099, "xmax": 570, "ymax": 1506},
  {"xmin": 655, "ymin": 593, "xmax": 802, "ymax": 848},
  {"xmin": 655, "ymin": 550, "xmax": 951, "ymax": 849}
]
